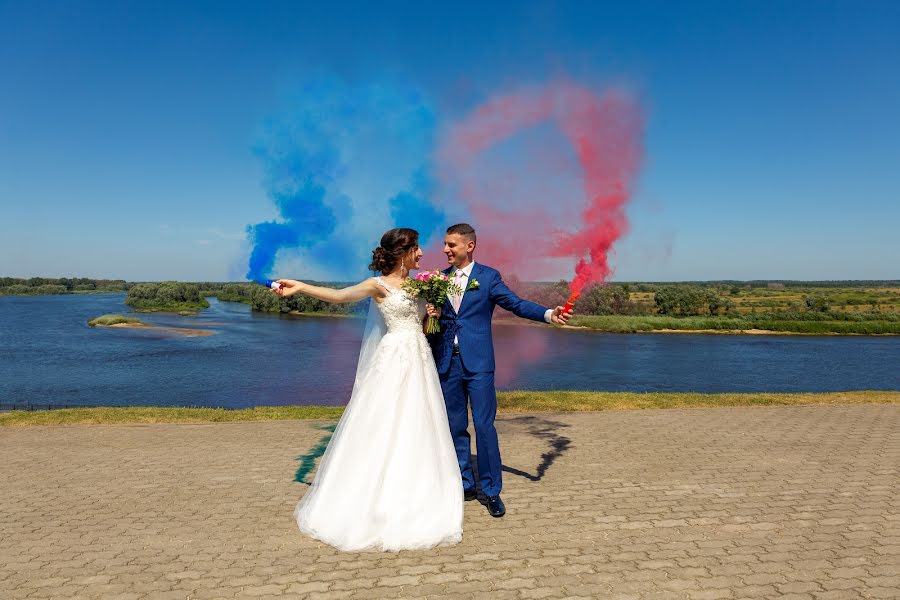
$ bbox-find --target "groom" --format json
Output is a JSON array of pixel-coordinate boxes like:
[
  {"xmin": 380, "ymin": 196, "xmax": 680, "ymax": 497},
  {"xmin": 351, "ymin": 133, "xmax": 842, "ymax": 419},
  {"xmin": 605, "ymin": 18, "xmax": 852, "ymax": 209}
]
[{"xmin": 426, "ymin": 223, "xmax": 571, "ymax": 518}]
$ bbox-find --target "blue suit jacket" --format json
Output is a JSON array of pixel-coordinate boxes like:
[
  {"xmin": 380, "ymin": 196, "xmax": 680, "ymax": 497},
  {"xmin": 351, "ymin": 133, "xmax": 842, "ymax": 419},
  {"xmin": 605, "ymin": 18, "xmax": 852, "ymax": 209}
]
[{"xmin": 428, "ymin": 263, "xmax": 548, "ymax": 374}]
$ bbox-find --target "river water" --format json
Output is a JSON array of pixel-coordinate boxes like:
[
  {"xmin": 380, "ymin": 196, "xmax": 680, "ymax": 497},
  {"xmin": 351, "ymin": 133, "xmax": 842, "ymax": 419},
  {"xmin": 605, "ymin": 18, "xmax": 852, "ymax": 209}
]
[{"xmin": 1, "ymin": 294, "xmax": 897, "ymax": 408}]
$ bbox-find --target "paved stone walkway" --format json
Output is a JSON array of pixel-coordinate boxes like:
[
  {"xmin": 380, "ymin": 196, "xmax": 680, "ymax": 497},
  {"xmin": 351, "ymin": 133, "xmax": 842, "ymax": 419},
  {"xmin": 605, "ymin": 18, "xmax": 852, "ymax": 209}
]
[{"xmin": 2, "ymin": 404, "xmax": 899, "ymax": 599}]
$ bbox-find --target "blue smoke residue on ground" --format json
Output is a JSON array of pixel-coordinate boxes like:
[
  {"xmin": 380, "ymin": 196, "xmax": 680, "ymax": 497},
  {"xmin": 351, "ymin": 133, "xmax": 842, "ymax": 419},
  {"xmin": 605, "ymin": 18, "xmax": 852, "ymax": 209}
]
[{"xmin": 246, "ymin": 77, "xmax": 445, "ymax": 281}]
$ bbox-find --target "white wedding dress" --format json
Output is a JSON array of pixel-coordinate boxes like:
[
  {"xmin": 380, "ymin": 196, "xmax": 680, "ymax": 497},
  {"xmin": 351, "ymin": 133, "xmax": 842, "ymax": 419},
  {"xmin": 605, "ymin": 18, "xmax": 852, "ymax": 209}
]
[{"xmin": 294, "ymin": 277, "xmax": 463, "ymax": 551}]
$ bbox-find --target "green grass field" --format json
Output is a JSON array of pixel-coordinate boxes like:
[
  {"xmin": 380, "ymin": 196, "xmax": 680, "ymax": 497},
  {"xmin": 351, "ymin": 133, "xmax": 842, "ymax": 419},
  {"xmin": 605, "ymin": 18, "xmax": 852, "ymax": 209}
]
[
  {"xmin": 2, "ymin": 391, "xmax": 897, "ymax": 426},
  {"xmin": 569, "ymin": 314, "xmax": 900, "ymax": 334}
]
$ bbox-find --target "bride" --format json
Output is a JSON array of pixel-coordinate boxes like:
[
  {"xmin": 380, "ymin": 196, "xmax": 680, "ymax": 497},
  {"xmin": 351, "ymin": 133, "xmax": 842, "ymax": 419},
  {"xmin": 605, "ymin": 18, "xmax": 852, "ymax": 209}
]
[{"xmin": 274, "ymin": 228, "xmax": 463, "ymax": 552}]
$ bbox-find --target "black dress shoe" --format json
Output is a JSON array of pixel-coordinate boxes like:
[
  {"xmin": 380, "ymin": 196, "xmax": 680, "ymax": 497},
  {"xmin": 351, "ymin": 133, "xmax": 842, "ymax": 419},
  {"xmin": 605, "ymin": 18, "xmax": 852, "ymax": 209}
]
[
  {"xmin": 487, "ymin": 495, "xmax": 506, "ymax": 517},
  {"xmin": 464, "ymin": 488, "xmax": 477, "ymax": 501}
]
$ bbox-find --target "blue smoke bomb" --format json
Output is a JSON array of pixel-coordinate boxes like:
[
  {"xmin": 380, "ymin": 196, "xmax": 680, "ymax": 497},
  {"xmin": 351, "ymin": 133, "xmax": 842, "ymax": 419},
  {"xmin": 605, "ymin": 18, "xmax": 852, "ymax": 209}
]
[{"xmin": 257, "ymin": 279, "xmax": 283, "ymax": 291}]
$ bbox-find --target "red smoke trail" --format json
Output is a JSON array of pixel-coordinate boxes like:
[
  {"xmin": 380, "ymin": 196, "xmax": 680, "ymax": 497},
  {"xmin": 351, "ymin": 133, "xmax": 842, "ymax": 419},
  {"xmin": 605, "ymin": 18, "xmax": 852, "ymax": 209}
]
[
  {"xmin": 492, "ymin": 324, "xmax": 547, "ymax": 388},
  {"xmin": 438, "ymin": 82, "xmax": 643, "ymax": 297}
]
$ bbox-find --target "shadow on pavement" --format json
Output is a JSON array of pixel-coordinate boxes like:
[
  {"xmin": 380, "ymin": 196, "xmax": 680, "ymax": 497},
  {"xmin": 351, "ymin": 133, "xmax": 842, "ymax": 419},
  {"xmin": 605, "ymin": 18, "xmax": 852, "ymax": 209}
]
[
  {"xmin": 474, "ymin": 415, "xmax": 572, "ymax": 484},
  {"xmin": 293, "ymin": 416, "xmax": 572, "ymax": 488}
]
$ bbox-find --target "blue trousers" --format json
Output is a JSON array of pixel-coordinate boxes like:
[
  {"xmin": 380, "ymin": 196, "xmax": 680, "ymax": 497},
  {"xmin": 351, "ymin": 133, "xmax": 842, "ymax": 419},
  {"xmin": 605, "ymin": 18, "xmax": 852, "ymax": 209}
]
[{"xmin": 439, "ymin": 353, "xmax": 503, "ymax": 497}]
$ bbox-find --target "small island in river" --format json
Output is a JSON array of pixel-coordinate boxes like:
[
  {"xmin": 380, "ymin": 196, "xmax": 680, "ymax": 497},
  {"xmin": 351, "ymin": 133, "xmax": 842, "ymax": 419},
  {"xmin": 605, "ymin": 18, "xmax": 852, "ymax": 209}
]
[{"xmin": 88, "ymin": 314, "xmax": 215, "ymax": 337}]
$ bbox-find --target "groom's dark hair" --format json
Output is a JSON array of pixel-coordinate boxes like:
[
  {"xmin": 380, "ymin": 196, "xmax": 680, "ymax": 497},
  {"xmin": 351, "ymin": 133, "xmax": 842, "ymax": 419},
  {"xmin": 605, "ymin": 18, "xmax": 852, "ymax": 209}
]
[{"xmin": 447, "ymin": 223, "xmax": 476, "ymax": 246}]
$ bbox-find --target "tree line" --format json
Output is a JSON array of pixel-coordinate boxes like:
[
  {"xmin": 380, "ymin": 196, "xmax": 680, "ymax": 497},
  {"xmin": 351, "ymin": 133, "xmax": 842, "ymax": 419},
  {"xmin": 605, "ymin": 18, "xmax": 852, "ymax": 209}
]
[
  {"xmin": 125, "ymin": 279, "xmax": 900, "ymax": 320},
  {"xmin": 6, "ymin": 277, "xmax": 897, "ymax": 320},
  {"xmin": 125, "ymin": 282, "xmax": 209, "ymax": 311},
  {"xmin": 511, "ymin": 280, "xmax": 736, "ymax": 317},
  {"xmin": 0, "ymin": 277, "xmax": 127, "ymax": 296},
  {"xmin": 204, "ymin": 282, "xmax": 366, "ymax": 315}
]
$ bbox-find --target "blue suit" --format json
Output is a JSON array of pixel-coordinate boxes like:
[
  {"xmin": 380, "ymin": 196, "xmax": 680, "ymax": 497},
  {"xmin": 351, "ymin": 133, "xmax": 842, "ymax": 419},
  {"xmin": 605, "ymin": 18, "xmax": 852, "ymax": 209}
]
[{"xmin": 428, "ymin": 263, "xmax": 548, "ymax": 497}]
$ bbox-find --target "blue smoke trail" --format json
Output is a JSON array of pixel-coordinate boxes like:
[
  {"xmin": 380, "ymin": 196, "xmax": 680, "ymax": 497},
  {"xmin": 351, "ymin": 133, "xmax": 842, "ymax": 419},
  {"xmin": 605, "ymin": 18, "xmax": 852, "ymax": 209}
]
[
  {"xmin": 245, "ymin": 82, "xmax": 346, "ymax": 282},
  {"xmin": 388, "ymin": 168, "xmax": 444, "ymax": 246},
  {"xmin": 246, "ymin": 77, "xmax": 445, "ymax": 282},
  {"xmin": 246, "ymin": 183, "xmax": 336, "ymax": 280}
]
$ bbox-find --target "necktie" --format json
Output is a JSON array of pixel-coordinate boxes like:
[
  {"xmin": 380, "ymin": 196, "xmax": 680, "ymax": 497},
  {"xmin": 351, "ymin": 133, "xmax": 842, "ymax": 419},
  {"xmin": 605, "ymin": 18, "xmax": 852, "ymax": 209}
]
[{"xmin": 452, "ymin": 270, "xmax": 465, "ymax": 312}]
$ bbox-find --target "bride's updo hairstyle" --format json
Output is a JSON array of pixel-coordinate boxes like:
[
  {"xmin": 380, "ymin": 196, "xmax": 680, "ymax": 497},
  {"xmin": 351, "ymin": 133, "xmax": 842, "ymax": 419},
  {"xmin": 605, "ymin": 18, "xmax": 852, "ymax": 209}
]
[{"xmin": 369, "ymin": 228, "xmax": 419, "ymax": 275}]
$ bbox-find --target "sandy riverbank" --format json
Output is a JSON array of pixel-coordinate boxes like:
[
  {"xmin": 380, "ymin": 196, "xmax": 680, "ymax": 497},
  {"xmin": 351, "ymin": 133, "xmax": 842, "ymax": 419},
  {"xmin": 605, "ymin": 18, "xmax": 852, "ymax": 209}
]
[{"xmin": 103, "ymin": 322, "xmax": 216, "ymax": 336}]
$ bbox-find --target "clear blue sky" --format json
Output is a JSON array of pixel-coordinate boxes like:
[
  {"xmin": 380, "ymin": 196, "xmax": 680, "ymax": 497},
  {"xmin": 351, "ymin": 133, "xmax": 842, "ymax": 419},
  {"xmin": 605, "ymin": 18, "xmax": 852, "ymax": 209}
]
[{"xmin": 1, "ymin": 0, "xmax": 898, "ymax": 281}]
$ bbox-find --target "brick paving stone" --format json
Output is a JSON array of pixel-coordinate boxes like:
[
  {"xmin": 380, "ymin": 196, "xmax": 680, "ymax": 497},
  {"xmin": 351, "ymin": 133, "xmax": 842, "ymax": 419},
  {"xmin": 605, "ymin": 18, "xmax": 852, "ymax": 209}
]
[
  {"xmin": 813, "ymin": 592, "xmax": 865, "ymax": 600},
  {"xmin": 865, "ymin": 588, "xmax": 900, "ymax": 599},
  {"xmin": 1, "ymin": 404, "xmax": 898, "ymax": 599}
]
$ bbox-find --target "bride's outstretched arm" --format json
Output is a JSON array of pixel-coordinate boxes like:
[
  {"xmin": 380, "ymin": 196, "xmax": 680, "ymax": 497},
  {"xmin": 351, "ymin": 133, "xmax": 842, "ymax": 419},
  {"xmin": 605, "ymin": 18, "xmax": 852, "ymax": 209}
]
[{"xmin": 274, "ymin": 278, "xmax": 382, "ymax": 304}]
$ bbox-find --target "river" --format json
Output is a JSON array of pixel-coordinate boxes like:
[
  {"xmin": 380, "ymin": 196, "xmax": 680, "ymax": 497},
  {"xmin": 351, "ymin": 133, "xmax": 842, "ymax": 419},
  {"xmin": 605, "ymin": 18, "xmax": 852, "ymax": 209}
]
[{"xmin": 1, "ymin": 294, "xmax": 897, "ymax": 408}]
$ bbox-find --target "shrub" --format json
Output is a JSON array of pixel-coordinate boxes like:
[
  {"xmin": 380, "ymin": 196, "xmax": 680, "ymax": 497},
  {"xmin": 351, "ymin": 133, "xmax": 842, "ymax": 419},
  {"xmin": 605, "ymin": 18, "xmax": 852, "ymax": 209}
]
[
  {"xmin": 125, "ymin": 282, "xmax": 209, "ymax": 310},
  {"xmin": 655, "ymin": 286, "xmax": 712, "ymax": 316},
  {"xmin": 577, "ymin": 284, "xmax": 635, "ymax": 316},
  {"xmin": 804, "ymin": 295, "xmax": 831, "ymax": 312}
]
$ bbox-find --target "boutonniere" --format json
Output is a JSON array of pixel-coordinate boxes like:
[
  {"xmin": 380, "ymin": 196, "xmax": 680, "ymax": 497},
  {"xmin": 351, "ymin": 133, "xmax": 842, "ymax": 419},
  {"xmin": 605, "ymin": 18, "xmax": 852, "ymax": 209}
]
[{"xmin": 467, "ymin": 279, "xmax": 480, "ymax": 291}]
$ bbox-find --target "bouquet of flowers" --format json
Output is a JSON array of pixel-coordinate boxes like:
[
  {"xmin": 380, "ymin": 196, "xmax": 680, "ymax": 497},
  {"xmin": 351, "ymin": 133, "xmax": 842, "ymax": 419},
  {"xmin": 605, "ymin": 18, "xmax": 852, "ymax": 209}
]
[{"xmin": 403, "ymin": 270, "xmax": 463, "ymax": 334}]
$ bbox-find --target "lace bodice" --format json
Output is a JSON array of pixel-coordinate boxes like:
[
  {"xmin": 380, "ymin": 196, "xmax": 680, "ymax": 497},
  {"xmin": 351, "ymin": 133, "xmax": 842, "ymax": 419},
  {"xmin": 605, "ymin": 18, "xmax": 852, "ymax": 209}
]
[{"xmin": 376, "ymin": 278, "xmax": 424, "ymax": 334}]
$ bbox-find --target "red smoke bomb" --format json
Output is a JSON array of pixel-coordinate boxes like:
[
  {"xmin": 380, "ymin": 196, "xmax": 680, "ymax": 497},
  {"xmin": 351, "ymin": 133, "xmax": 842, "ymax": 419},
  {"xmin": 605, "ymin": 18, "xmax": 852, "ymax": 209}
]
[{"xmin": 562, "ymin": 290, "xmax": 580, "ymax": 315}]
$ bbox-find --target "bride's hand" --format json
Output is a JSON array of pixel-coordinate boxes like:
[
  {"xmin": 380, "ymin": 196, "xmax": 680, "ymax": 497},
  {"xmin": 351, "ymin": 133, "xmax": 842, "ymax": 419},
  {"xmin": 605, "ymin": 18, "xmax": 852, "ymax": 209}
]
[
  {"xmin": 425, "ymin": 303, "xmax": 441, "ymax": 318},
  {"xmin": 275, "ymin": 279, "xmax": 302, "ymax": 297}
]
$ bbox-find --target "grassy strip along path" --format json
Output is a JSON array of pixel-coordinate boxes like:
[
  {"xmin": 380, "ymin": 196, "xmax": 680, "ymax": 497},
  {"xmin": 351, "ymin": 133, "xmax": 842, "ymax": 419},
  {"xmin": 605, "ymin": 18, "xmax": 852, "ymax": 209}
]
[{"xmin": 2, "ymin": 391, "xmax": 897, "ymax": 426}]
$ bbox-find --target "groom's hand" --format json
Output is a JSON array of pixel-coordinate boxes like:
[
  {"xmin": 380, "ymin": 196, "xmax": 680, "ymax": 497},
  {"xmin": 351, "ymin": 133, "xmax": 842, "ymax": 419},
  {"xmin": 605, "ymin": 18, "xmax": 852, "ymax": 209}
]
[
  {"xmin": 550, "ymin": 306, "xmax": 572, "ymax": 325},
  {"xmin": 425, "ymin": 303, "xmax": 441, "ymax": 318}
]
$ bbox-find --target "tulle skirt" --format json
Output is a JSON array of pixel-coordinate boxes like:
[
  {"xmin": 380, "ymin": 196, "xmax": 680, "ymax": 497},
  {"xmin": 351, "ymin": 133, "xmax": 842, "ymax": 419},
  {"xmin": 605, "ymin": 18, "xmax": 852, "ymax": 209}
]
[{"xmin": 294, "ymin": 330, "xmax": 463, "ymax": 551}]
